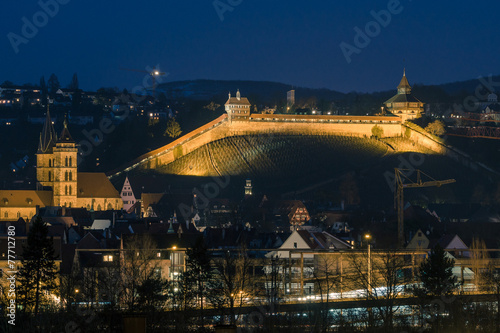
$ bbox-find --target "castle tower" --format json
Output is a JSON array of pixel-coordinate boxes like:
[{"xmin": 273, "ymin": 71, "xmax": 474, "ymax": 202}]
[
  {"xmin": 52, "ymin": 118, "xmax": 78, "ymax": 207},
  {"xmin": 36, "ymin": 110, "xmax": 57, "ymax": 189},
  {"xmin": 384, "ymin": 70, "xmax": 424, "ymax": 122},
  {"xmin": 225, "ymin": 89, "xmax": 251, "ymax": 123}
]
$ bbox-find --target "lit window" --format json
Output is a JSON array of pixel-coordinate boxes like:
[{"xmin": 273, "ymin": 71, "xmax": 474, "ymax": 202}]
[{"xmin": 103, "ymin": 255, "xmax": 113, "ymax": 262}]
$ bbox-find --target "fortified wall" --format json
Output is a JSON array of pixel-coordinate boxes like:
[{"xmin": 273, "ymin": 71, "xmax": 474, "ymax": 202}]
[
  {"xmin": 403, "ymin": 124, "xmax": 499, "ymax": 175},
  {"xmin": 108, "ymin": 113, "xmax": 403, "ymax": 178}
]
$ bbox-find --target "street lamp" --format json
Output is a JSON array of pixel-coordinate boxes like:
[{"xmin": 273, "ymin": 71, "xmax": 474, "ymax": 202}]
[
  {"xmin": 364, "ymin": 234, "xmax": 372, "ymax": 297},
  {"xmin": 171, "ymin": 246, "xmax": 177, "ymax": 280}
]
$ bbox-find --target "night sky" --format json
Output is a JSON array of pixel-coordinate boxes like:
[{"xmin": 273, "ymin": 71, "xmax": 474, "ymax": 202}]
[{"xmin": 2, "ymin": 0, "xmax": 500, "ymax": 93}]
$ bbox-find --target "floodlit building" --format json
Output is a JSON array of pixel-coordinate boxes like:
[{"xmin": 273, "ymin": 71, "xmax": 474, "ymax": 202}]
[
  {"xmin": 384, "ymin": 70, "xmax": 424, "ymax": 122},
  {"xmin": 0, "ymin": 112, "xmax": 122, "ymax": 221},
  {"xmin": 225, "ymin": 89, "xmax": 251, "ymax": 122}
]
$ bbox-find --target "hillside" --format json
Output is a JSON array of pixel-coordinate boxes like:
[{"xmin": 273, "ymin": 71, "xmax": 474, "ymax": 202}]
[
  {"xmin": 120, "ymin": 133, "xmax": 499, "ymax": 210},
  {"xmin": 157, "ymin": 75, "xmax": 500, "ymax": 108},
  {"xmin": 157, "ymin": 79, "xmax": 345, "ymax": 103}
]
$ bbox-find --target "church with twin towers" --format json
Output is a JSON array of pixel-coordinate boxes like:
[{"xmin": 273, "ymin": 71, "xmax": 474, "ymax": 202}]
[{"xmin": 0, "ymin": 112, "xmax": 122, "ymax": 221}]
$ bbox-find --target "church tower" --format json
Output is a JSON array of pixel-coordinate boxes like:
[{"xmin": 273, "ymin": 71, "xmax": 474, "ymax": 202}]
[
  {"xmin": 52, "ymin": 118, "xmax": 78, "ymax": 208},
  {"xmin": 36, "ymin": 110, "xmax": 57, "ymax": 189},
  {"xmin": 384, "ymin": 70, "xmax": 424, "ymax": 122}
]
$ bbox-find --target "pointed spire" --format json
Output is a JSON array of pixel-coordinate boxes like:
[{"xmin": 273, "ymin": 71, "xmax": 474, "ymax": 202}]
[
  {"xmin": 167, "ymin": 221, "xmax": 175, "ymax": 234},
  {"xmin": 397, "ymin": 69, "xmax": 411, "ymax": 95},
  {"xmin": 58, "ymin": 114, "xmax": 74, "ymax": 143},
  {"xmin": 228, "ymin": 91, "xmax": 231, "ymax": 99},
  {"xmin": 236, "ymin": 89, "xmax": 241, "ymax": 101},
  {"xmin": 38, "ymin": 109, "xmax": 57, "ymax": 153}
]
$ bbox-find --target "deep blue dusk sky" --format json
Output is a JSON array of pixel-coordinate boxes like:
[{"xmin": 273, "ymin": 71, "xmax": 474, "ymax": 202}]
[{"xmin": 2, "ymin": 0, "xmax": 500, "ymax": 93}]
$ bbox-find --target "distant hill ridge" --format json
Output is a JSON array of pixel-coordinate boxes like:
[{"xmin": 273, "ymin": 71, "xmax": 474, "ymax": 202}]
[
  {"xmin": 157, "ymin": 79, "xmax": 345, "ymax": 102},
  {"xmin": 157, "ymin": 75, "xmax": 500, "ymax": 104}
]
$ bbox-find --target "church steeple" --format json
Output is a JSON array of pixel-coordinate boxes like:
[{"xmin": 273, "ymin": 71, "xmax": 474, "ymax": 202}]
[
  {"xmin": 58, "ymin": 116, "xmax": 74, "ymax": 143},
  {"xmin": 397, "ymin": 69, "xmax": 412, "ymax": 95},
  {"xmin": 38, "ymin": 110, "xmax": 57, "ymax": 154}
]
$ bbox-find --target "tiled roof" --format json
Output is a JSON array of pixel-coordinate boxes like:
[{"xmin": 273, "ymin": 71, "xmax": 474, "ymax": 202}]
[
  {"xmin": 142, "ymin": 193, "xmax": 165, "ymax": 210},
  {"xmin": 225, "ymin": 97, "xmax": 251, "ymax": 106},
  {"xmin": 0, "ymin": 190, "xmax": 53, "ymax": 207},
  {"xmin": 296, "ymin": 230, "xmax": 351, "ymax": 250},
  {"xmin": 77, "ymin": 173, "xmax": 121, "ymax": 199},
  {"xmin": 384, "ymin": 93, "xmax": 422, "ymax": 104},
  {"xmin": 398, "ymin": 73, "xmax": 411, "ymax": 90}
]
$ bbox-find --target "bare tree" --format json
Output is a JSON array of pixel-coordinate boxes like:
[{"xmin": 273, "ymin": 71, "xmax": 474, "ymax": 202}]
[
  {"xmin": 208, "ymin": 249, "xmax": 253, "ymax": 326},
  {"xmin": 312, "ymin": 253, "xmax": 342, "ymax": 331},
  {"xmin": 120, "ymin": 234, "xmax": 168, "ymax": 310},
  {"xmin": 345, "ymin": 250, "xmax": 406, "ymax": 331},
  {"xmin": 481, "ymin": 261, "xmax": 500, "ymax": 332},
  {"xmin": 471, "ymin": 237, "xmax": 489, "ymax": 288}
]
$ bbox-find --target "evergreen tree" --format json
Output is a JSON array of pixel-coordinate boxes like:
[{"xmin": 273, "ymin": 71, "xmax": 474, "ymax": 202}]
[
  {"xmin": 47, "ymin": 73, "xmax": 60, "ymax": 94},
  {"xmin": 39, "ymin": 76, "xmax": 48, "ymax": 100},
  {"xmin": 17, "ymin": 216, "xmax": 58, "ymax": 316},
  {"xmin": 68, "ymin": 73, "xmax": 79, "ymax": 90},
  {"xmin": 418, "ymin": 244, "xmax": 458, "ymax": 297},
  {"xmin": 185, "ymin": 236, "xmax": 213, "ymax": 327}
]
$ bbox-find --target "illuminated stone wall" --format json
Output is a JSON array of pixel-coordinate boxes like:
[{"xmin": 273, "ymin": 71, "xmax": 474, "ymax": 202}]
[{"xmin": 111, "ymin": 113, "xmax": 406, "ymax": 176}]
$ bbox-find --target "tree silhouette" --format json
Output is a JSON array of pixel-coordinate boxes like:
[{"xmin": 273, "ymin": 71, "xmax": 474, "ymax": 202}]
[
  {"xmin": 371, "ymin": 125, "xmax": 384, "ymax": 139},
  {"xmin": 184, "ymin": 237, "xmax": 213, "ymax": 328},
  {"xmin": 418, "ymin": 244, "xmax": 458, "ymax": 297},
  {"xmin": 39, "ymin": 76, "xmax": 48, "ymax": 100},
  {"xmin": 68, "ymin": 73, "xmax": 79, "ymax": 90},
  {"xmin": 164, "ymin": 119, "xmax": 182, "ymax": 138},
  {"xmin": 48, "ymin": 73, "xmax": 60, "ymax": 94},
  {"xmin": 425, "ymin": 120, "xmax": 446, "ymax": 136},
  {"xmin": 17, "ymin": 216, "xmax": 58, "ymax": 316},
  {"xmin": 413, "ymin": 244, "xmax": 459, "ymax": 331}
]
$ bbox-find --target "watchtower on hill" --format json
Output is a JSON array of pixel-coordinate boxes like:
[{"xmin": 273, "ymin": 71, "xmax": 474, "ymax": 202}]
[
  {"xmin": 384, "ymin": 70, "xmax": 424, "ymax": 122},
  {"xmin": 225, "ymin": 89, "xmax": 251, "ymax": 123}
]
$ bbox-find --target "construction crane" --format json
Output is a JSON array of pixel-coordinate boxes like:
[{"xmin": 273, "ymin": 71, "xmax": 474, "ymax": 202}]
[
  {"xmin": 119, "ymin": 67, "xmax": 166, "ymax": 100},
  {"xmin": 394, "ymin": 168, "xmax": 456, "ymax": 248}
]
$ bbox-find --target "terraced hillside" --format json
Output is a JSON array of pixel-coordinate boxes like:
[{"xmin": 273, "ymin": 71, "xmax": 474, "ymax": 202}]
[{"xmin": 156, "ymin": 135, "xmax": 394, "ymax": 180}]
